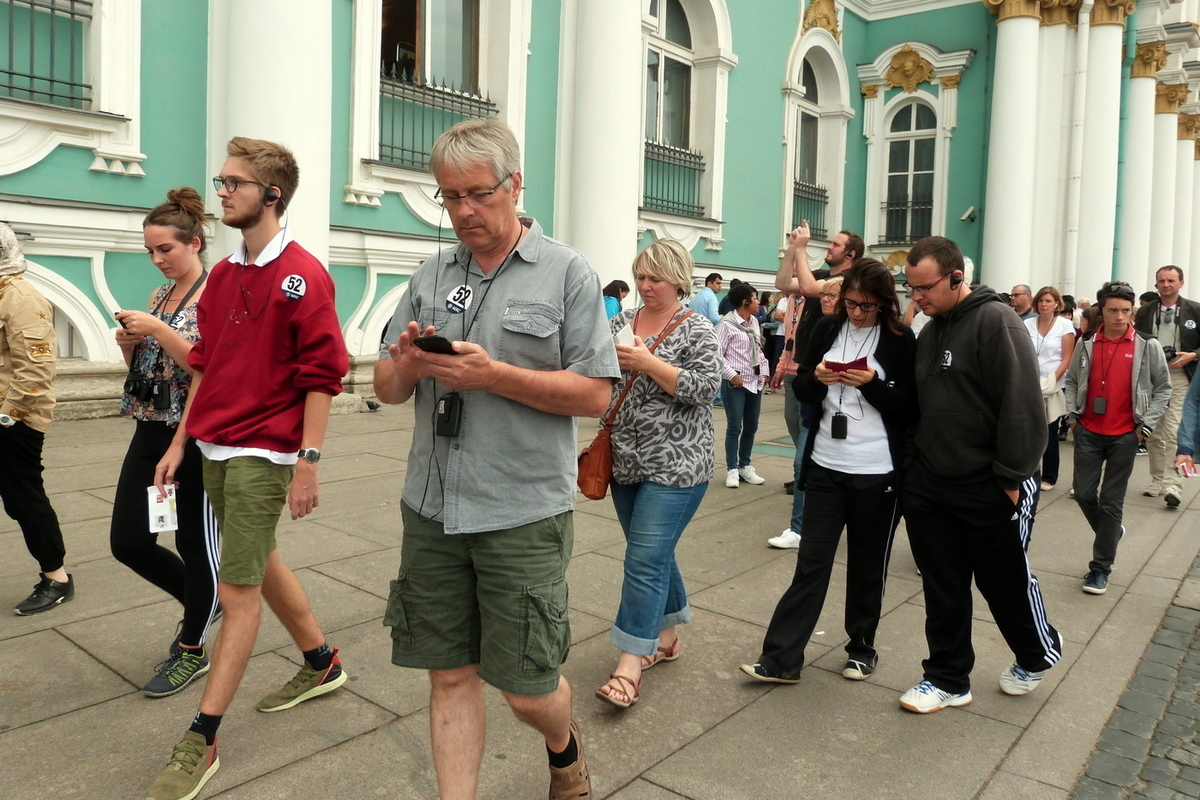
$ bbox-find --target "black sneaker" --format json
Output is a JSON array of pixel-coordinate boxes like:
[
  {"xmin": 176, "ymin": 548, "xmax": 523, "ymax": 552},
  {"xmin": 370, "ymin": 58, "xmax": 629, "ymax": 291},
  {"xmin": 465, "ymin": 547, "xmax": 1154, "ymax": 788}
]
[
  {"xmin": 783, "ymin": 481, "xmax": 794, "ymax": 495},
  {"xmin": 14, "ymin": 574, "xmax": 74, "ymax": 615},
  {"xmin": 739, "ymin": 662, "xmax": 799, "ymax": 684},
  {"xmin": 842, "ymin": 658, "xmax": 877, "ymax": 681},
  {"xmin": 1083, "ymin": 569, "xmax": 1108, "ymax": 595}
]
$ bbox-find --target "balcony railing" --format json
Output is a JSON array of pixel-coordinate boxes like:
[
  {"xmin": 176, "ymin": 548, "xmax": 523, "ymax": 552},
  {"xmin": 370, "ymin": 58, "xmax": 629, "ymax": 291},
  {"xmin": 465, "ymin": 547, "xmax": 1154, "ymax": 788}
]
[
  {"xmin": 378, "ymin": 74, "xmax": 498, "ymax": 171},
  {"xmin": 642, "ymin": 141, "xmax": 705, "ymax": 218},
  {"xmin": 879, "ymin": 196, "xmax": 933, "ymax": 245},
  {"xmin": 792, "ymin": 180, "xmax": 828, "ymax": 238},
  {"xmin": 1, "ymin": 0, "xmax": 92, "ymax": 109}
]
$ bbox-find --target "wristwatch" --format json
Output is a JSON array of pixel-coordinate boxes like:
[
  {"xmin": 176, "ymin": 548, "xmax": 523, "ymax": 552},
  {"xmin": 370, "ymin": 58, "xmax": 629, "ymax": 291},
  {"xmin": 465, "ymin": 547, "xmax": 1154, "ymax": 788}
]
[
  {"xmin": 0, "ymin": 414, "xmax": 13, "ymax": 427},
  {"xmin": 297, "ymin": 448, "xmax": 321, "ymax": 463}
]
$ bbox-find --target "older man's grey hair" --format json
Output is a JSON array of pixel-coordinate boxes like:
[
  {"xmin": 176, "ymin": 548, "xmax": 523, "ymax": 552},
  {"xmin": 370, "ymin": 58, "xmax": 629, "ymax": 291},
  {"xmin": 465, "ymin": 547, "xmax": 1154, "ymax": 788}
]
[
  {"xmin": 429, "ymin": 119, "xmax": 522, "ymax": 184},
  {"xmin": 0, "ymin": 222, "xmax": 27, "ymax": 277}
]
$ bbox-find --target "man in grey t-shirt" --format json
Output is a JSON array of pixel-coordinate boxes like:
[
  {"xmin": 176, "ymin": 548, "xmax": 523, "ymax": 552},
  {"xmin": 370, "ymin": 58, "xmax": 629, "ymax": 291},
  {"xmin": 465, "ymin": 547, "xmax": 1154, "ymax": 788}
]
[{"xmin": 374, "ymin": 119, "xmax": 619, "ymax": 800}]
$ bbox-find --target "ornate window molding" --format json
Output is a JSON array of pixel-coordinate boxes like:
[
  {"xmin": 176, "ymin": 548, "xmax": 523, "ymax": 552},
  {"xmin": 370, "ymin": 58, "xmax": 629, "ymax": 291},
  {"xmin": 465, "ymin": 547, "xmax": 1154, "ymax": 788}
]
[
  {"xmin": 0, "ymin": 0, "xmax": 143, "ymax": 177},
  {"xmin": 781, "ymin": 26, "xmax": 853, "ymax": 244},
  {"xmin": 857, "ymin": 41, "xmax": 972, "ymax": 251},
  {"xmin": 345, "ymin": 0, "xmax": 531, "ymax": 225},
  {"xmin": 637, "ymin": 0, "xmax": 736, "ymax": 251}
]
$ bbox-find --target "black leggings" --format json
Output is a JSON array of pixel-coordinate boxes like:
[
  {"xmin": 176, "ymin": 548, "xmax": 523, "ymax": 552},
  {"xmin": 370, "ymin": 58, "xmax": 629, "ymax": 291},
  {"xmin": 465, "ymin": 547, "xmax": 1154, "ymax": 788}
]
[
  {"xmin": 0, "ymin": 421, "xmax": 66, "ymax": 573},
  {"xmin": 110, "ymin": 420, "xmax": 219, "ymax": 647}
]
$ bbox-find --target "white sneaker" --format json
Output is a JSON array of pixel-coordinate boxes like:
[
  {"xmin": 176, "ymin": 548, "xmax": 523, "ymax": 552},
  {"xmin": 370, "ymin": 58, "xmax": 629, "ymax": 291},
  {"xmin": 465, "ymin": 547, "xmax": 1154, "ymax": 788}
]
[
  {"xmin": 725, "ymin": 468, "xmax": 740, "ymax": 488},
  {"xmin": 1143, "ymin": 482, "xmax": 1163, "ymax": 497},
  {"xmin": 767, "ymin": 529, "xmax": 801, "ymax": 549},
  {"xmin": 738, "ymin": 465, "xmax": 766, "ymax": 485},
  {"xmin": 999, "ymin": 663, "xmax": 1046, "ymax": 696},
  {"xmin": 899, "ymin": 680, "xmax": 972, "ymax": 714}
]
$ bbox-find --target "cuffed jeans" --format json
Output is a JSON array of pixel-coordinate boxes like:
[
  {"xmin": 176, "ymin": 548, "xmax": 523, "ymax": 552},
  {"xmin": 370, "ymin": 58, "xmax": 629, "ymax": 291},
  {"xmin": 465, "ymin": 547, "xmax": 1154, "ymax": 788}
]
[
  {"xmin": 722, "ymin": 381, "xmax": 762, "ymax": 470},
  {"xmin": 1072, "ymin": 426, "xmax": 1138, "ymax": 575},
  {"xmin": 609, "ymin": 480, "xmax": 707, "ymax": 656}
]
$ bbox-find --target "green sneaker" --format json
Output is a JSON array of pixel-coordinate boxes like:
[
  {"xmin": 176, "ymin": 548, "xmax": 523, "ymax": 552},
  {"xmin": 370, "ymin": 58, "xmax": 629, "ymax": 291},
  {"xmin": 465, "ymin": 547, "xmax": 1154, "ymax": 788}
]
[
  {"xmin": 257, "ymin": 647, "xmax": 347, "ymax": 712},
  {"xmin": 143, "ymin": 647, "xmax": 210, "ymax": 698},
  {"xmin": 144, "ymin": 731, "xmax": 219, "ymax": 800}
]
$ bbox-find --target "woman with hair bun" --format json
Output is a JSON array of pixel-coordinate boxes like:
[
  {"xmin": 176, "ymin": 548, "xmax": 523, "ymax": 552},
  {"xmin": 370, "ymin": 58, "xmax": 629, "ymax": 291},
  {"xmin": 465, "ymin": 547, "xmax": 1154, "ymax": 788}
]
[{"xmin": 110, "ymin": 187, "xmax": 219, "ymax": 698}]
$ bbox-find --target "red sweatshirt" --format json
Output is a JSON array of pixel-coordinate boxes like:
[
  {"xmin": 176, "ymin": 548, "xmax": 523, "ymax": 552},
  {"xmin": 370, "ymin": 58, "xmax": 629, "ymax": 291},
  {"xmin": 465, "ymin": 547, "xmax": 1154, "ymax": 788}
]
[{"xmin": 187, "ymin": 241, "xmax": 348, "ymax": 452}]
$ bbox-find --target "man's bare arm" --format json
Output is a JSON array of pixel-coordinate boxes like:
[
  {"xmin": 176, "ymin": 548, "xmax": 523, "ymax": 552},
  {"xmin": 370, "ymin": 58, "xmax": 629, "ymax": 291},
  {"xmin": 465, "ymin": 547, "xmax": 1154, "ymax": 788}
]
[{"xmin": 774, "ymin": 222, "xmax": 823, "ymax": 298}]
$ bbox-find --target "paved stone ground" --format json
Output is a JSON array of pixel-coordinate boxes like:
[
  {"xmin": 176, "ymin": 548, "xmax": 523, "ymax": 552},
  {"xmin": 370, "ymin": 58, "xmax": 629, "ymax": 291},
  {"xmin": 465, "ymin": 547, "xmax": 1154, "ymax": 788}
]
[
  {"xmin": 2, "ymin": 392, "xmax": 1200, "ymax": 799},
  {"xmin": 1078, "ymin": 555, "xmax": 1200, "ymax": 800}
]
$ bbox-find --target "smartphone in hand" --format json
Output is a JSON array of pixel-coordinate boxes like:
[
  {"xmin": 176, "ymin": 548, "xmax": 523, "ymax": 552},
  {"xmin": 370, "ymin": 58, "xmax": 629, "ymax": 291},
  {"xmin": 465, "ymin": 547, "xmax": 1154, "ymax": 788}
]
[{"xmin": 412, "ymin": 335, "xmax": 458, "ymax": 355}]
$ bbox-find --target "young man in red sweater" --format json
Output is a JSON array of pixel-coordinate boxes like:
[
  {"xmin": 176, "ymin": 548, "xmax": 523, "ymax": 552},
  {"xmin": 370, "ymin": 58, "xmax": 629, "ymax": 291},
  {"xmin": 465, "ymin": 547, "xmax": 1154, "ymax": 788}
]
[{"xmin": 145, "ymin": 137, "xmax": 350, "ymax": 800}]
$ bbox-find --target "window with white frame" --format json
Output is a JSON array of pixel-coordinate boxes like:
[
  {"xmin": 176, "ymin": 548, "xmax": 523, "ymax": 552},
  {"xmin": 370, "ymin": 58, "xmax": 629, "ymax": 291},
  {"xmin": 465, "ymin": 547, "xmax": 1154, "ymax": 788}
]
[
  {"xmin": 882, "ymin": 100, "xmax": 936, "ymax": 245},
  {"xmin": 643, "ymin": 0, "xmax": 705, "ymax": 218},
  {"xmin": 0, "ymin": 0, "xmax": 143, "ymax": 177},
  {"xmin": 793, "ymin": 58, "xmax": 828, "ymax": 237}
]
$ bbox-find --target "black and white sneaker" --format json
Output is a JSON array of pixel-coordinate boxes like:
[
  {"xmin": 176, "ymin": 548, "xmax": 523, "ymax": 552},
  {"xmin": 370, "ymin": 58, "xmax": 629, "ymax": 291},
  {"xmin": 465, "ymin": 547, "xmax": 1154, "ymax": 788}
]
[
  {"xmin": 14, "ymin": 574, "xmax": 74, "ymax": 615},
  {"xmin": 739, "ymin": 662, "xmax": 800, "ymax": 684},
  {"xmin": 1083, "ymin": 569, "xmax": 1108, "ymax": 595},
  {"xmin": 842, "ymin": 658, "xmax": 877, "ymax": 681}
]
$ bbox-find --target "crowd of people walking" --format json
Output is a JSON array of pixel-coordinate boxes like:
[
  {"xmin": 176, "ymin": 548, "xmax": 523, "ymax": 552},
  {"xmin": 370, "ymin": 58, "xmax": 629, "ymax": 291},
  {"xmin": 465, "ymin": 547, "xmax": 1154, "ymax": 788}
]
[{"xmin": 3, "ymin": 116, "xmax": 1198, "ymax": 800}]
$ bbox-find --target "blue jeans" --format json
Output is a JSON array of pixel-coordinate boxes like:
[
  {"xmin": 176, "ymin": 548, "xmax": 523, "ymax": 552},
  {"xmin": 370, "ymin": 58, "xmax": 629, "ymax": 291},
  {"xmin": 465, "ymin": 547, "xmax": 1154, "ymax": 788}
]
[
  {"xmin": 722, "ymin": 381, "xmax": 762, "ymax": 469},
  {"xmin": 609, "ymin": 480, "xmax": 708, "ymax": 656}
]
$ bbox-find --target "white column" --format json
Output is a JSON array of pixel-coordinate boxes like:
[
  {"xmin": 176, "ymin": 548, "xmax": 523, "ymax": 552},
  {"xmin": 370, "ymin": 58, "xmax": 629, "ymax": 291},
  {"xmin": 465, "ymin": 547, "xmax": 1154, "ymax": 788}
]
[
  {"xmin": 980, "ymin": 7, "xmax": 1041, "ymax": 289},
  {"xmin": 1150, "ymin": 96, "xmax": 1181, "ymax": 279},
  {"xmin": 1173, "ymin": 116, "xmax": 1197, "ymax": 267},
  {"xmin": 207, "ymin": 0, "xmax": 333, "ymax": 265},
  {"xmin": 1075, "ymin": 22, "xmax": 1126, "ymax": 294},
  {"xmin": 1191, "ymin": 150, "xmax": 1200, "ymax": 269},
  {"xmin": 1117, "ymin": 67, "xmax": 1160, "ymax": 287},
  {"xmin": 1032, "ymin": 20, "xmax": 1072, "ymax": 289},
  {"xmin": 564, "ymin": 0, "xmax": 642, "ymax": 284}
]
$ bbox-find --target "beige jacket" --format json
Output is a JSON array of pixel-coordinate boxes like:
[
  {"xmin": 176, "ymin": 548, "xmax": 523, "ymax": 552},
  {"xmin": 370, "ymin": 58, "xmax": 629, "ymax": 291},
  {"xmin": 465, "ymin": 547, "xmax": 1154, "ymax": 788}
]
[{"xmin": 0, "ymin": 275, "xmax": 57, "ymax": 432}]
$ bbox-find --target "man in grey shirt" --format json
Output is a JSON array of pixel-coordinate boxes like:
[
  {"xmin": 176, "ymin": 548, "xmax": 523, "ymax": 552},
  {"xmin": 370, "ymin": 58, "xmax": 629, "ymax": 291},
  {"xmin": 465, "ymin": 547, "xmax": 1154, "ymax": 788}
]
[{"xmin": 374, "ymin": 119, "xmax": 619, "ymax": 800}]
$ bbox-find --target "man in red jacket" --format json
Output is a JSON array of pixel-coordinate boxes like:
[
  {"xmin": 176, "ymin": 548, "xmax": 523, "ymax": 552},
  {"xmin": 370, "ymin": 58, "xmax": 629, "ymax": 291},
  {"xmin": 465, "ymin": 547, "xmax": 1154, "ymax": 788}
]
[{"xmin": 145, "ymin": 137, "xmax": 350, "ymax": 800}]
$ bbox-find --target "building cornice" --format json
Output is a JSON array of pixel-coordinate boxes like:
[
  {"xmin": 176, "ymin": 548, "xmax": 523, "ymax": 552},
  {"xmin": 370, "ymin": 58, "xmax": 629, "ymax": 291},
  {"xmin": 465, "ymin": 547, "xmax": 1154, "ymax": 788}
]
[{"xmin": 840, "ymin": 0, "xmax": 979, "ymax": 22}]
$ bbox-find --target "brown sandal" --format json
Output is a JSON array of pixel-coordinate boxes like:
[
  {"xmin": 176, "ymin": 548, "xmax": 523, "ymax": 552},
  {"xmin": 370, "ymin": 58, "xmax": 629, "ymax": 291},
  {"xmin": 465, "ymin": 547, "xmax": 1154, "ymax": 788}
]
[
  {"xmin": 595, "ymin": 673, "xmax": 640, "ymax": 709},
  {"xmin": 640, "ymin": 638, "xmax": 681, "ymax": 671}
]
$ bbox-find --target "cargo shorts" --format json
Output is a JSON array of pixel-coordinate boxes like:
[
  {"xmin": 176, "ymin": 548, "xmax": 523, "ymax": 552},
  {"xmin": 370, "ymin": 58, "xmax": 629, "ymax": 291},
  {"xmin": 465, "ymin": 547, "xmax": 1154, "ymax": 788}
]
[{"xmin": 385, "ymin": 502, "xmax": 573, "ymax": 696}]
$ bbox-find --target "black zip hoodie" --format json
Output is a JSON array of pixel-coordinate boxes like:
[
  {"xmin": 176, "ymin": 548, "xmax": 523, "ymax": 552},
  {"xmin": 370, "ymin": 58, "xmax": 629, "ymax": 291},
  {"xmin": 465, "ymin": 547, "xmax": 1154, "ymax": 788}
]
[{"xmin": 911, "ymin": 285, "xmax": 1046, "ymax": 489}]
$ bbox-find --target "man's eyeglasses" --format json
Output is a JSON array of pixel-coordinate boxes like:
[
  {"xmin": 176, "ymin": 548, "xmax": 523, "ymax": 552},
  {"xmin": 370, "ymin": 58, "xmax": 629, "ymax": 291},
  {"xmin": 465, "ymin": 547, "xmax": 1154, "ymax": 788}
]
[
  {"xmin": 435, "ymin": 174, "xmax": 511, "ymax": 207},
  {"xmin": 212, "ymin": 176, "xmax": 271, "ymax": 194},
  {"xmin": 843, "ymin": 299, "xmax": 879, "ymax": 312},
  {"xmin": 909, "ymin": 274, "xmax": 949, "ymax": 294}
]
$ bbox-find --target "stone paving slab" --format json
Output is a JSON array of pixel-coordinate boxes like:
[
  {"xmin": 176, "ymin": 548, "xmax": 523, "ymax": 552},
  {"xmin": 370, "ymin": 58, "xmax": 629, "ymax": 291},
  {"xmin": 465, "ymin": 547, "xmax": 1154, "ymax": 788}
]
[{"xmin": 1, "ymin": 393, "xmax": 1198, "ymax": 799}]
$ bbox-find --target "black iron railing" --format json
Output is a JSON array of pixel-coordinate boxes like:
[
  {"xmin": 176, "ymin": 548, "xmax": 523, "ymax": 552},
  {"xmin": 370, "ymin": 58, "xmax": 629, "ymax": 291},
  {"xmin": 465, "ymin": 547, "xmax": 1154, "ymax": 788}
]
[
  {"xmin": 642, "ymin": 141, "xmax": 705, "ymax": 218},
  {"xmin": 1, "ymin": 0, "xmax": 92, "ymax": 109},
  {"xmin": 879, "ymin": 196, "xmax": 933, "ymax": 245},
  {"xmin": 378, "ymin": 74, "xmax": 498, "ymax": 171},
  {"xmin": 792, "ymin": 180, "xmax": 828, "ymax": 238}
]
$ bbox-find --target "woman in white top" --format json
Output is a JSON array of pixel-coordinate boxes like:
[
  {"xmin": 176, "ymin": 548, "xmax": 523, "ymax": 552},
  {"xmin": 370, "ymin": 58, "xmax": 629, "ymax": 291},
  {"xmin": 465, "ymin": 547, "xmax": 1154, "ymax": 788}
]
[{"xmin": 1025, "ymin": 286, "xmax": 1077, "ymax": 491}]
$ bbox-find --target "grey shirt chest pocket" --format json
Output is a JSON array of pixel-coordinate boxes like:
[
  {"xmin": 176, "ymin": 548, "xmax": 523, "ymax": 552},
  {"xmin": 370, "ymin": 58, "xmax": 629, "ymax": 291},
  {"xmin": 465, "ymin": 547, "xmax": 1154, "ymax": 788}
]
[
  {"xmin": 498, "ymin": 301, "xmax": 563, "ymax": 370},
  {"xmin": 417, "ymin": 308, "xmax": 456, "ymax": 336}
]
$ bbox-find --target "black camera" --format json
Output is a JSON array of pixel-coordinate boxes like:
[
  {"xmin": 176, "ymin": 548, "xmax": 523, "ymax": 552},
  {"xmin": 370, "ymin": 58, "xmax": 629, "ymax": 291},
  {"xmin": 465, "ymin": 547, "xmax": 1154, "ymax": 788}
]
[
  {"xmin": 1163, "ymin": 345, "xmax": 1178, "ymax": 362},
  {"xmin": 124, "ymin": 370, "xmax": 170, "ymax": 409}
]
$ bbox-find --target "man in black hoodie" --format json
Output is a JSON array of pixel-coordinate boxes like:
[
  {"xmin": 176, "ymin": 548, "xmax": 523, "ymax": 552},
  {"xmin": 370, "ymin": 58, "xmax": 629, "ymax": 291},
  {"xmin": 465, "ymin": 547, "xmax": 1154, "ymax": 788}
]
[{"xmin": 898, "ymin": 236, "xmax": 1063, "ymax": 714}]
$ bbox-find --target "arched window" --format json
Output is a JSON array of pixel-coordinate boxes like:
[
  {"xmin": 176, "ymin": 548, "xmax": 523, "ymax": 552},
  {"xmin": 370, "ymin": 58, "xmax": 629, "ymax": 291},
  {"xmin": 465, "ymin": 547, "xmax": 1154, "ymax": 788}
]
[
  {"xmin": 793, "ymin": 58, "xmax": 826, "ymax": 236},
  {"xmin": 643, "ymin": 0, "xmax": 703, "ymax": 217},
  {"xmin": 883, "ymin": 100, "xmax": 936, "ymax": 245}
]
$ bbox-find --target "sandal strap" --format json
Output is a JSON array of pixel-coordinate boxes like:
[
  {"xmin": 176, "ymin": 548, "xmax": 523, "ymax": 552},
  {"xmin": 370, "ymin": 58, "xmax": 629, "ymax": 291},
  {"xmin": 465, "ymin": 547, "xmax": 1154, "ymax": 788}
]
[{"xmin": 604, "ymin": 673, "xmax": 639, "ymax": 702}]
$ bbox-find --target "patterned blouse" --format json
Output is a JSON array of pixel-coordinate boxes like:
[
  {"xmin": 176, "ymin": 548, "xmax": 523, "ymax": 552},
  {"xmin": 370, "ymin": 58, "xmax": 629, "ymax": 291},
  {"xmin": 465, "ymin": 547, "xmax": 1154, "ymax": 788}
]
[
  {"xmin": 604, "ymin": 308, "xmax": 722, "ymax": 488},
  {"xmin": 119, "ymin": 283, "xmax": 200, "ymax": 425}
]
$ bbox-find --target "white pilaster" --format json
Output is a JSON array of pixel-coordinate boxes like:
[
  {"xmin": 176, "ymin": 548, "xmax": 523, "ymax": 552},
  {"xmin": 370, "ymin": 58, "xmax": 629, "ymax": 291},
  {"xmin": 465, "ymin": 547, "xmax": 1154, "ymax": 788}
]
[
  {"xmin": 1075, "ymin": 22, "xmax": 1126, "ymax": 294},
  {"xmin": 1150, "ymin": 109, "xmax": 1180, "ymax": 278},
  {"xmin": 1191, "ymin": 153, "xmax": 1200, "ymax": 269},
  {"xmin": 207, "ymin": 0, "xmax": 334, "ymax": 265},
  {"xmin": 565, "ymin": 0, "xmax": 642, "ymax": 284},
  {"xmin": 980, "ymin": 14, "xmax": 1041, "ymax": 289},
  {"xmin": 1117, "ymin": 74, "xmax": 1159, "ymax": 286},
  {"xmin": 1173, "ymin": 130, "xmax": 1195, "ymax": 267},
  {"xmin": 1033, "ymin": 21, "xmax": 1073, "ymax": 289}
]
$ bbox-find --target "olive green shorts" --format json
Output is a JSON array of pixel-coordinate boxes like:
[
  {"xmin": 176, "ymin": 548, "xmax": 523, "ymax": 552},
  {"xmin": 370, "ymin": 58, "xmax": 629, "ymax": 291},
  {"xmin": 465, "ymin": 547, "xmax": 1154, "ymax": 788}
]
[
  {"xmin": 202, "ymin": 455, "xmax": 293, "ymax": 586},
  {"xmin": 385, "ymin": 502, "xmax": 574, "ymax": 696}
]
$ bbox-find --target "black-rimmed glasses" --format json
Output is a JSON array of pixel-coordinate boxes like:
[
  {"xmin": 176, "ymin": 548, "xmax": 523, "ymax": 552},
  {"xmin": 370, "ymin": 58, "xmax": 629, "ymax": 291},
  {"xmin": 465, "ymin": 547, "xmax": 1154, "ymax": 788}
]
[
  {"xmin": 434, "ymin": 174, "xmax": 511, "ymax": 207},
  {"xmin": 843, "ymin": 299, "xmax": 879, "ymax": 312},
  {"xmin": 212, "ymin": 175, "xmax": 271, "ymax": 194}
]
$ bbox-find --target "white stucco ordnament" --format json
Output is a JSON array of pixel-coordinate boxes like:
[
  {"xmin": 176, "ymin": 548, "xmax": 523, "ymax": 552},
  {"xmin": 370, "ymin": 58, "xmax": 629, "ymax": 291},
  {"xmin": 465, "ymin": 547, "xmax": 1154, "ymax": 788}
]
[
  {"xmin": 0, "ymin": 0, "xmax": 144, "ymax": 177},
  {"xmin": 780, "ymin": 26, "xmax": 854, "ymax": 243},
  {"xmin": 857, "ymin": 42, "xmax": 973, "ymax": 257}
]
